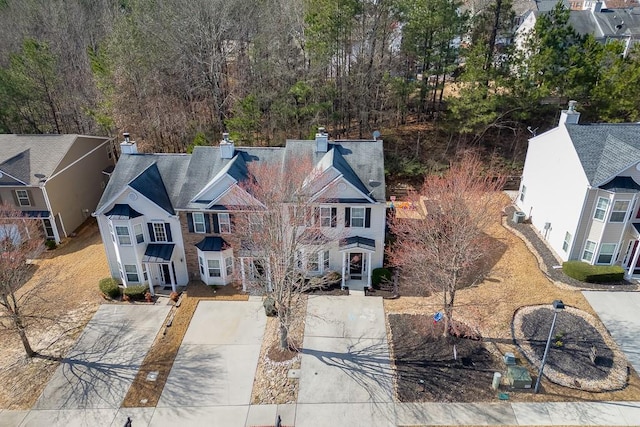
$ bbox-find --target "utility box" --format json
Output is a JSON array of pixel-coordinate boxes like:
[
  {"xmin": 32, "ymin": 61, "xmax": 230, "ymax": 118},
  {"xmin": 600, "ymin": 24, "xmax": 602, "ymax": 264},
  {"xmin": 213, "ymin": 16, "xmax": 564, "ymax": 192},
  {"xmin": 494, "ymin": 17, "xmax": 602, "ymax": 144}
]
[
  {"xmin": 513, "ymin": 211, "xmax": 526, "ymax": 224},
  {"xmin": 506, "ymin": 366, "xmax": 532, "ymax": 389},
  {"xmin": 503, "ymin": 352, "xmax": 516, "ymax": 365}
]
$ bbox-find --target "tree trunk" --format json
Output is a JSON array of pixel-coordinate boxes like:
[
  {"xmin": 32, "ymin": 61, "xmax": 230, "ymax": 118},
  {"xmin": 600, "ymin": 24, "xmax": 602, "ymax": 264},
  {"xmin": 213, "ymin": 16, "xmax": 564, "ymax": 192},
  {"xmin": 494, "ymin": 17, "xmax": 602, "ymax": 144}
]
[
  {"xmin": 279, "ymin": 322, "xmax": 288, "ymax": 350},
  {"xmin": 16, "ymin": 318, "xmax": 35, "ymax": 358}
]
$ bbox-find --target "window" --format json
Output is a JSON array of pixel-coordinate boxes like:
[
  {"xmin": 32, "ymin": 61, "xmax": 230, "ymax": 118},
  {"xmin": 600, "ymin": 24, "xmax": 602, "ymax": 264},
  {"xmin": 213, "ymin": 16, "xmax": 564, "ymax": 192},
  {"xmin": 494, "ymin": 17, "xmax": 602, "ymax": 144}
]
[
  {"xmin": 320, "ymin": 207, "xmax": 332, "ymax": 227},
  {"xmin": 15, "ymin": 190, "xmax": 30, "ymax": 207},
  {"xmin": 520, "ymin": 185, "xmax": 526, "ymax": 202},
  {"xmin": 208, "ymin": 259, "xmax": 221, "ymax": 277},
  {"xmin": 225, "ymin": 256, "xmax": 233, "ymax": 276},
  {"xmin": 115, "ymin": 226, "xmax": 131, "ymax": 245},
  {"xmin": 597, "ymin": 243, "xmax": 617, "ymax": 264},
  {"xmin": 124, "ymin": 264, "xmax": 139, "ymax": 282},
  {"xmin": 582, "ymin": 240, "xmax": 596, "ymax": 262},
  {"xmin": 308, "ymin": 251, "xmax": 319, "ymax": 271},
  {"xmin": 562, "ymin": 232, "xmax": 571, "ymax": 253},
  {"xmin": 134, "ymin": 223, "xmax": 144, "ymax": 244},
  {"xmin": 610, "ymin": 200, "xmax": 630, "ymax": 222},
  {"xmin": 323, "ymin": 250, "xmax": 330, "ymax": 271},
  {"xmin": 42, "ymin": 219, "xmax": 55, "ymax": 239},
  {"xmin": 594, "ymin": 197, "xmax": 609, "ymax": 221},
  {"xmin": 199, "ymin": 256, "xmax": 205, "ymax": 275},
  {"xmin": 218, "ymin": 213, "xmax": 231, "ymax": 233},
  {"xmin": 193, "ymin": 212, "xmax": 206, "ymax": 233},
  {"xmin": 153, "ymin": 222, "xmax": 167, "ymax": 242},
  {"xmin": 351, "ymin": 207, "xmax": 365, "ymax": 228}
]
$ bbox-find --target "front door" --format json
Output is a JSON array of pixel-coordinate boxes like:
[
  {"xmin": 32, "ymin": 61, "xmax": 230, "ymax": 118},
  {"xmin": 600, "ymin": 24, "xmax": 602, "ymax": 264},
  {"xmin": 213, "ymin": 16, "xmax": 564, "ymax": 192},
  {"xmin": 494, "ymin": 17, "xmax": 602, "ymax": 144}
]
[
  {"xmin": 160, "ymin": 264, "xmax": 172, "ymax": 285},
  {"xmin": 349, "ymin": 252, "xmax": 363, "ymax": 280}
]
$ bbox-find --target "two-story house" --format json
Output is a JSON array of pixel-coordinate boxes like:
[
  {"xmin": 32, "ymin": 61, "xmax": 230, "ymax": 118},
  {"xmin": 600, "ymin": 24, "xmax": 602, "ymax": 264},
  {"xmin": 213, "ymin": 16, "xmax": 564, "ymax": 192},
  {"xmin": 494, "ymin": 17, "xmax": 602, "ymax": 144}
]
[
  {"xmin": 94, "ymin": 133, "xmax": 386, "ymax": 294},
  {"xmin": 517, "ymin": 101, "xmax": 640, "ymax": 279},
  {"xmin": 0, "ymin": 134, "xmax": 115, "ymax": 243}
]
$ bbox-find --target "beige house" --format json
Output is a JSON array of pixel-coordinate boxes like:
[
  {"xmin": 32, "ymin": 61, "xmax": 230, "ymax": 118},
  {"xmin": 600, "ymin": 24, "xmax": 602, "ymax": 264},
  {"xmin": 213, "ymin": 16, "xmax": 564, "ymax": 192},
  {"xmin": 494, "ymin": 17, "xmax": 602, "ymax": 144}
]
[{"xmin": 0, "ymin": 134, "xmax": 116, "ymax": 243}]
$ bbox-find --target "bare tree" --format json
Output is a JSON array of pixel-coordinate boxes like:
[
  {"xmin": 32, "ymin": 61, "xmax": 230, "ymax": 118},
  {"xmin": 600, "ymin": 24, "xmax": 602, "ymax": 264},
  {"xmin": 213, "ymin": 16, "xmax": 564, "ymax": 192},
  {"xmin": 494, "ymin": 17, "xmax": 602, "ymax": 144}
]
[
  {"xmin": 388, "ymin": 152, "xmax": 506, "ymax": 337},
  {"xmin": 236, "ymin": 156, "xmax": 341, "ymax": 350},
  {"xmin": 0, "ymin": 203, "xmax": 45, "ymax": 358}
]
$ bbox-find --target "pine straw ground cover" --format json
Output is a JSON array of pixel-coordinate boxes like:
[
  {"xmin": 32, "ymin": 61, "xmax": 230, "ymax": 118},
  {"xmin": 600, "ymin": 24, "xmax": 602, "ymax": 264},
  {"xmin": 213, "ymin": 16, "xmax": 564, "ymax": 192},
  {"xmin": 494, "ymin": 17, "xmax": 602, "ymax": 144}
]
[
  {"xmin": 122, "ymin": 282, "xmax": 247, "ymax": 407},
  {"xmin": 384, "ymin": 217, "xmax": 640, "ymax": 403},
  {"xmin": 0, "ymin": 219, "xmax": 108, "ymax": 409}
]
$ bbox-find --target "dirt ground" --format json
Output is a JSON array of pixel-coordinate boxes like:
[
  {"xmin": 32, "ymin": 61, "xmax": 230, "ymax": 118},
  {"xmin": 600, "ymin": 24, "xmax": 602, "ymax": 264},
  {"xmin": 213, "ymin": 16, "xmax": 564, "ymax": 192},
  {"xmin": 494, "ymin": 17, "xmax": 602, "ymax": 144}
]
[
  {"xmin": 0, "ymin": 219, "xmax": 109, "ymax": 409},
  {"xmin": 384, "ymin": 213, "xmax": 640, "ymax": 402}
]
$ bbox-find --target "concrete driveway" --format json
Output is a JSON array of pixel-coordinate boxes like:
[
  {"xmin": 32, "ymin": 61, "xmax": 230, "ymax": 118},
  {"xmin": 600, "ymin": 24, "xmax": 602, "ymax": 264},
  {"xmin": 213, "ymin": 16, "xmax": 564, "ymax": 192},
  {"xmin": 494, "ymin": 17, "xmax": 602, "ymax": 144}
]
[{"xmin": 583, "ymin": 291, "xmax": 640, "ymax": 372}]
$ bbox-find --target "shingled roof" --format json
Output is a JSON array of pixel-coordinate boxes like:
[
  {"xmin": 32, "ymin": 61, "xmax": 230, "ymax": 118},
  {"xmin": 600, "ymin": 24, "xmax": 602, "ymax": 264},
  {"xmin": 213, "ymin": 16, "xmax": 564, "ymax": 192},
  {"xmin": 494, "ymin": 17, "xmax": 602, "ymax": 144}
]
[{"xmin": 566, "ymin": 123, "xmax": 640, "ymax": 186}]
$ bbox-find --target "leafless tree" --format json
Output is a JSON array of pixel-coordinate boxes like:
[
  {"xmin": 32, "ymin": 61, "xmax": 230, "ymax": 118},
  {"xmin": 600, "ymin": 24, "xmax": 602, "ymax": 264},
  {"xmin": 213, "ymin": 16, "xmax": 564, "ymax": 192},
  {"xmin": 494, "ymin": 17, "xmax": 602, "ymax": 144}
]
[{"xmin": 388, "ymin": 152, "xmax": 506, "ymax": 337}]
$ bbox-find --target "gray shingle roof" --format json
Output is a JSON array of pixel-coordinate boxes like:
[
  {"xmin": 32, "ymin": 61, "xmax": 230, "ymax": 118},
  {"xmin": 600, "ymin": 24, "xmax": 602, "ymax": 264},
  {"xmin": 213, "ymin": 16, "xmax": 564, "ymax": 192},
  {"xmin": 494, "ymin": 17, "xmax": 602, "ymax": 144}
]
[
  {"xmin": 0, "ymin": 134, "xmax": 110, "ymax": 185},
  {"xmin": 566, "ymin": 123, "xmax": 640, "ymax": 186}
]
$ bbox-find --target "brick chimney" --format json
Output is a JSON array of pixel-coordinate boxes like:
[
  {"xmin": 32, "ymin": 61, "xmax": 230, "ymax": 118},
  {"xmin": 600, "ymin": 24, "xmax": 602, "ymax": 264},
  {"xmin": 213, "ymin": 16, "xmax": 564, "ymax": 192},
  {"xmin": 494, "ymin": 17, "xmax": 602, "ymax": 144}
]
[{"xmin": 559, "ymin": 100, "xmax": 580, "ymax": 126}]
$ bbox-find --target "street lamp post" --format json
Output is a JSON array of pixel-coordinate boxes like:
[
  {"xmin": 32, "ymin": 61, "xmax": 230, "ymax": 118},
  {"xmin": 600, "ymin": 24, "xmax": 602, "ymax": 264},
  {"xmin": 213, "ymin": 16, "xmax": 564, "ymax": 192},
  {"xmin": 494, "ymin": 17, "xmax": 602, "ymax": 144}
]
[{"xmin": 534, "ymin": 300, "xmax": 565, "ymax": 393}]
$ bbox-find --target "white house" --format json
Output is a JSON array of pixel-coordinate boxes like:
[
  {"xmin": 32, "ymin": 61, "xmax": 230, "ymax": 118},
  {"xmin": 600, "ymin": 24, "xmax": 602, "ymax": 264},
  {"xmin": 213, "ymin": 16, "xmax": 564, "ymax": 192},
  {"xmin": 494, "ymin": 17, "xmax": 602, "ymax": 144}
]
[
  {"xmin": 94, "ymin": 132, "xmax": 386, "ymax": 293},
  {"xmin": 517, "ymin": 101, "xmax": 640, "ymax": 279}
]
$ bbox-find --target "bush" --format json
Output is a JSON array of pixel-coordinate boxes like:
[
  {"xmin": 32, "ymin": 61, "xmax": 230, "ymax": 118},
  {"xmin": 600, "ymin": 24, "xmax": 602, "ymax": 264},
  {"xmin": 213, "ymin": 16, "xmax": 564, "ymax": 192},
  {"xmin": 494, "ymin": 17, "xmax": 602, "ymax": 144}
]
[
  {"xmin": 372, "ymin": 267, "xmax": 392, "ymax": 289},
  {"xmin": 123, "ymin": 285, "xmax": 148, "ymax": 301},
  {"xmin": 562, "ymin": 261, "xmax": 625, "ymax": 283},
  {"xmin": 99, "ymin": 277, "xmax": 121, "ymax": 299},
  {"xmin": 45, "ymin": 239, "xmax": 57, "ymax": 250}
]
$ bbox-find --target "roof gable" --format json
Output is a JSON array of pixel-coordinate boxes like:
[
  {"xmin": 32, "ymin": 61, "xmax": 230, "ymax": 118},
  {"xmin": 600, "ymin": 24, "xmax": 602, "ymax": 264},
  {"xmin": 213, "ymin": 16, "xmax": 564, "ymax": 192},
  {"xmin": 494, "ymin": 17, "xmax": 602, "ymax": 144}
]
[{"xmin": 129, "ymin": 163, "xmax": 175, "ymax": 215}]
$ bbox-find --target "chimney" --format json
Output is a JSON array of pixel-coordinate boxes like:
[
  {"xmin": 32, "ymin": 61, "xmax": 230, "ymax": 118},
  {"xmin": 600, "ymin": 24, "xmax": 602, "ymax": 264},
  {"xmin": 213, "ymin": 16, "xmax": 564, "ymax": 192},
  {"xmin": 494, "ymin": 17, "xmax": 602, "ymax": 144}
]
[
  {"xmin": 220, "ymin": 132, "xmax": 235, "ymax": 159},
  {"xmin": 315, "ymin": 127, "xmax": 329, "ymax": 153},
  {"xmin": 120, "ymin": 132, "xmax": 138, "ymax": 154},
  {"xmin": 587, "ymin": 1, "xmax": 603, "ymax": 12},
  {"xmin": 559, "ymin": 100, "xmax": 580, "ymax": 126}
]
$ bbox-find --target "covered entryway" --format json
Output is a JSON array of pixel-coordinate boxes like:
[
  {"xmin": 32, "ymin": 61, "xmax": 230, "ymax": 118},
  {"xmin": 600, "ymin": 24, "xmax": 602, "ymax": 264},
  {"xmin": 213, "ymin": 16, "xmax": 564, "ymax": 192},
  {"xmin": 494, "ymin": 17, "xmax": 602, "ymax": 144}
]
[
  {"xmin": 623, "ymin": 224, "xmax": 640, "ymax": 278},
  {"xmin": 339, "ymin": 236, "xmax": 375, "ymax": 291},
  {"xmin": 143, "ymin": 243, "xmax": 177, "ymax": 293}
]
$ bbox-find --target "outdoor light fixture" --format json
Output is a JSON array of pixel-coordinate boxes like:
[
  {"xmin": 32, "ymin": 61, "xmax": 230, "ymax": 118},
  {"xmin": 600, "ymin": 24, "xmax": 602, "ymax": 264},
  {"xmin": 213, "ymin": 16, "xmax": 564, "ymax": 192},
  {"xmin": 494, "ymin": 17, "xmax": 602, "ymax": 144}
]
[{"xmin": 534, "ymin": 300, "xmax": 565, "ymax": 393}]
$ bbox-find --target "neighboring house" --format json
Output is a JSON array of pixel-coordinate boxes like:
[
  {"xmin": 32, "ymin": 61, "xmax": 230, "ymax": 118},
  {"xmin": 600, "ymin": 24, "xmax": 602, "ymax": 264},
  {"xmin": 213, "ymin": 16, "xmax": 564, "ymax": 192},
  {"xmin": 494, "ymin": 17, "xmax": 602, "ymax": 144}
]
[
  {"xmin": 517, "ymin": 101, "xmax": 640, "ymax": 279},
  {"xmin": 0, "ymin": 134, "xmax": 116, "ymax": 243},
  {"xmin": 94, "ymin": 133, "xmax": 386, "ymax": 293},
  {"xmin": 515, "ymin": 1, "xmax": 640, "ymax": 56}
]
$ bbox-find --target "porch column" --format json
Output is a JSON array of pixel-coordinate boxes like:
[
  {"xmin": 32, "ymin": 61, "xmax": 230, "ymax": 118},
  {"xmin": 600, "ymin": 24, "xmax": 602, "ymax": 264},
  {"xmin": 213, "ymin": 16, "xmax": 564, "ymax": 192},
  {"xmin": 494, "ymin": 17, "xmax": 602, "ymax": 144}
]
[
  {"xmin": 367, "ymin": 252, "xmax": 372, "ymax": 288},
  {"xmin": 341, "ymin": 252, "xmax": 347, "ymax": 289},
  {"xmin": 629, "ymin": 241, "xmax": 640, "ymax": 279},
  {"xmin": 145, "ymin": 264, "xmax": 154, "ymax": 296},
  {"xmin": 169, "ymin": 262, "xmax": 177, "ymax": 293},
  {"xmin": 240, "ymin": 257, "xmax": 247, "ymax": 292}
]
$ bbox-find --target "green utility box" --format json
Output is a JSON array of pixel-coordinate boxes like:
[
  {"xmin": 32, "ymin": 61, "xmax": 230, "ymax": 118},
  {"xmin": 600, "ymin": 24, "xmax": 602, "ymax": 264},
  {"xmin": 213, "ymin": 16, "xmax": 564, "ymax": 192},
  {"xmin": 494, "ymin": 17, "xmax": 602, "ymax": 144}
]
[{"xmin": 506, "ymin": 366, "xmax": 532, "ymax": 389}]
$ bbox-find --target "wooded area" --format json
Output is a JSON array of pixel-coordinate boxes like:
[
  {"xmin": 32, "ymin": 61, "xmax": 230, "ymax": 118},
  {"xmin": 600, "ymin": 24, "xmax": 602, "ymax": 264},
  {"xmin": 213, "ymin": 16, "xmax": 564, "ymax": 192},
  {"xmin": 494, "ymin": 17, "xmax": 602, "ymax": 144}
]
[{"xmin": 1, "ymin": 0, "xmax": 639, "ymax": 179}]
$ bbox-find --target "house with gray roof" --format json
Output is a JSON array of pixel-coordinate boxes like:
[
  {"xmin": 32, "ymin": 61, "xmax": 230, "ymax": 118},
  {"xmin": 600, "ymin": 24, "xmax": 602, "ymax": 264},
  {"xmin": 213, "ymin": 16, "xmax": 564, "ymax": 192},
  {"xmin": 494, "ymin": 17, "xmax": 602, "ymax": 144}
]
[
  {"xmin": 517, "ymin": 101, "xmax": 640, "ymax": 278},
  {"xmin": 93, "ymin": 132, "xmax": 386, "ymax": 294},
  {"xmin": 0, "ymin": 134, "xmax": 115, "ymax": 243}
]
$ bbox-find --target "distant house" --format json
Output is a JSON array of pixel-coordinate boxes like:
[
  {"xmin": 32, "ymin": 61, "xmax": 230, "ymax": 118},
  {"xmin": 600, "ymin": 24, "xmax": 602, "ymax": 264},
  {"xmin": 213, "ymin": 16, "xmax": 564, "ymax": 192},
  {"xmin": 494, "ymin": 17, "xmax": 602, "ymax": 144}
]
[
  {"xmin": 94, "ymin": 133, "xmax": 386, "ymax": 294},
  {"xmin": 515, "ymin": 1, "xmax": 640, "ymax": 56},
  {"xmin": 517, "ymin": 101, "xmax": 640, "ymax": 279},
  {"xmin": 0, "ymin": 134, "xmax": 116, "ymax": 243}
]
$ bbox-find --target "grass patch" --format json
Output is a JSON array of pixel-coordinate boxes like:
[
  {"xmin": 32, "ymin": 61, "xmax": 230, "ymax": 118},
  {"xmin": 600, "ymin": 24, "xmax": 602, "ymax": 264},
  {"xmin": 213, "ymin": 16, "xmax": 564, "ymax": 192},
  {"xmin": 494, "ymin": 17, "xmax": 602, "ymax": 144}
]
[{"xmin": 562, "ymin": 261, "xmax": 625, "ymax": 283}]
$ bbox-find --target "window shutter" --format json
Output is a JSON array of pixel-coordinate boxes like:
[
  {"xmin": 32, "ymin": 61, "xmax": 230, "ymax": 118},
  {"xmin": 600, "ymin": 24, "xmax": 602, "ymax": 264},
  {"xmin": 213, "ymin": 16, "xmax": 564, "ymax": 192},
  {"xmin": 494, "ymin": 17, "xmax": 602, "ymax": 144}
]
[
  {"xmin": 331, "ymin": 207, "xmax": 337, "ymax": 228},
  {"xmin": 365, "ymin": 208, "xmax": 371, "ymax": 228},
  {"xmin": 314, "ymin": 207, "xmax": 319, "ymax": 226},
  {"xmin": 187, "ymin": 213, "xmax": 194, "ymax": 233},
  {"xmin": 229, "ymin": 213, "xmax": 235, "ymax": 232},
  {"xmin": 205, "ymin": 213, "xmax": 211, "ymax": 233},
  {"xmin": 213, "ymin": 213, "xmax": 220, "ymax": 233},
  {"xmin": 148, "ymin": 223, "xmax": 156, "ymax": 242},
  {"xmin": 345, "ymin": 207, "xmax": 351, "ymax": 227},
  {"xmin": 165, "ymin": 223, "xmax": 172, "ymax": 242}
]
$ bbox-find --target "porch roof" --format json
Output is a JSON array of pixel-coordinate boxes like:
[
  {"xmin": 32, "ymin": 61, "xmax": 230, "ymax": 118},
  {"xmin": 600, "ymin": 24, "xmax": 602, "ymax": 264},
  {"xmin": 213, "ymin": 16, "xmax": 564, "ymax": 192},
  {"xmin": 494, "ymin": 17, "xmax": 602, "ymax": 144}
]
[
  {"xmin": 143, "ymin": 243, "xmax": 175, "ymax": 262},
  {"xmin": 339, "ymin": 236, "xmax": 376, "ymax": 251},
  {"xmin": 104, "ymin": 203, "xmax": 143, "ymax": 219},
  {"xmin": 195, "ymin": 236, "xmax": 229, "ymax": 252}
]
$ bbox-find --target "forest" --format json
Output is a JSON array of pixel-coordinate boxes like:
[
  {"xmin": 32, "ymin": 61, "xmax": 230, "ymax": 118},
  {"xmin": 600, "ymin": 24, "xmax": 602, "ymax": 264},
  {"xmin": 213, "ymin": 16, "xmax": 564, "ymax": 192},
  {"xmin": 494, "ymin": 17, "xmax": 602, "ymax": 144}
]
[{"xmin": 1, "ymin": 0, "xmax": 639, "ymax": 183}]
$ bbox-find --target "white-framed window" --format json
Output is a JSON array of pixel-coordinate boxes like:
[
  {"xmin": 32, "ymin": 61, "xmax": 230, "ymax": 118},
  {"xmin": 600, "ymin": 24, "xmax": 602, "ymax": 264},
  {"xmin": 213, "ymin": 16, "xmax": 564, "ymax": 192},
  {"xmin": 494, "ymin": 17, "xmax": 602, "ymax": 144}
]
[
  {"xmin": 193, "ymin": 212, "xmax": 206, "ymax": 233},
  {"xmin": 15, "ymin": 189, "xmax": 31, "ymax": 207},
  {"xmin": 124, "ymin": 264, "xmax": 139, "ymax": 282},
  {"xmin": 323, "ymin": 250, "xmax": 330, "ymax": 270},
  {"xmin": 42, "ymin": 218, "xmax": 55, "ymax": 239},
  {"xmin": 582, "ymin": 240, "xmax": 597, "ymax": 262},
  {"xmin": 153, "ymin": 222, "xmax": 167, "ymax": 242},
  {"xmin": 225, "ymin": 256, "xmax": 233, "ymax": 276},
  {"xmin": 520, "ymin": 185, "xmax": 526, "ymax": 202},
  {"xmin": 134, "ymin": 223, "xmax": 144, "ymax": 244},
  {"xmin": 208, "ymin": 259, "xmax": 221, "ymax": 277},
  {"xmin": 320, "ymin": 207, "xmax": 332, "ymax": 227},
  {"xmin": 115, "ymin": 225, "xmax": 132, "ymax": 245},
  {"xmin": 351, "ymin": 207, "xmax": 365, "ymax": 228},
  {"xmin": 308, "ymin": 251, "xmax": 319, "ymax": 271},
  {"xmin": 594, "ymin": 197, "xmax": 609, "ymax": 221},
  {"xmin": 597, "ymin": 243, "xmax": 617, "ymax": 264},
  {"xmin": 562, "ymin": 232, "xmax": 571, "ymax": 253},
  {"xmin": 199, "ymin": 256, "xmax": 205, "ymax": 275},
  {"xmin": 610, "ymin": 200, "xmax": 630, "ymax": 222},
  {"xmin": 218, "ymin": 213, "xmax": 231, "ymax": 233}
]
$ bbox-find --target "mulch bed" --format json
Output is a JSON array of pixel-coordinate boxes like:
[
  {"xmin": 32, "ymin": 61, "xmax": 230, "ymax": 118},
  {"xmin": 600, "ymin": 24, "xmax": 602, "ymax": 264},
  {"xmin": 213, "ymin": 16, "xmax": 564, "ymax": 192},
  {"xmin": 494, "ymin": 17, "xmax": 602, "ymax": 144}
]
[{"xmin": 389, "ymin": 314, "xmax": 501, "ymax": 402}]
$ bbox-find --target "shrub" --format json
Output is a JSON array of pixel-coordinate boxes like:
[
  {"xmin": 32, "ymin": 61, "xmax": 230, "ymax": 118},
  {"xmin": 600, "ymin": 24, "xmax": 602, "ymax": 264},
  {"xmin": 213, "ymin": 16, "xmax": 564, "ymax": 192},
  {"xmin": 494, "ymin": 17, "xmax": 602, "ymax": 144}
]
[
  {"xmin": 372, "ymin": 267, "xmax": 392, "ymax": 289},
  {"xmin": 562, "ymin": 261, "xmax": 625, "ymax": 283},
  {"xmin": 45, "ymin": 239, "xmax": 57, "ymax": 250},
  {"xmin": 123, "ymin": 285, "xmax": 148, "ymax": 301},
  {"xmin": 99, "ymin": 277, "xmax": 121, "ymax": 299}
]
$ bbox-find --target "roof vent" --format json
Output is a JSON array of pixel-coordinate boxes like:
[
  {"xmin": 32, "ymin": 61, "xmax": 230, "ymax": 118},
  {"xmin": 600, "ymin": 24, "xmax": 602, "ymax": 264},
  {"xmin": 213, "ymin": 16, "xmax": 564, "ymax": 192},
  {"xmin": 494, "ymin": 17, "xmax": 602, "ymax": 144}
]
[
  {"xmin": 315, "ymin": 127, "xmax": 329, "ymax": 153},
  {"xmin": 120, "ymin": 132, "xmax": 138, "ymax": 154},
  {"xmin": 220, "ymin": 133, "xmax": 235, "ymax": 159}
]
